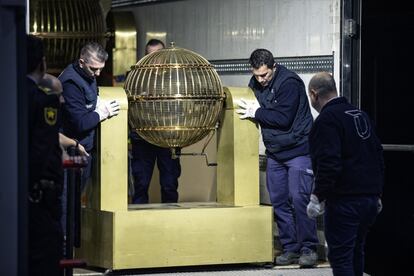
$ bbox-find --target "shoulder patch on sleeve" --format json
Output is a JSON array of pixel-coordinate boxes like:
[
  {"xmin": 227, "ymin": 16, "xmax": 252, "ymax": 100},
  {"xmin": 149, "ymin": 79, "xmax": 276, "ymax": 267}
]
[
  {"xmin": 38, "ymin": 85, "xmax": 52, "ymax": 95},
  {"xmin": 44, "ymin": 107, "xmax": 58, "ymax": 125}
]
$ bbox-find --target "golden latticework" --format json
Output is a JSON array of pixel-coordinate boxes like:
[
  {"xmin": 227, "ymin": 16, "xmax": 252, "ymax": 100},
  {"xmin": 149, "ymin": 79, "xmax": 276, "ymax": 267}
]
[
  {"xmin": 124, "ymin": 44, "xmax": 225, "ymax": 148},
  {"xmin": 29, "ymin": 0, "xmax": 106, "ymax": 74}
]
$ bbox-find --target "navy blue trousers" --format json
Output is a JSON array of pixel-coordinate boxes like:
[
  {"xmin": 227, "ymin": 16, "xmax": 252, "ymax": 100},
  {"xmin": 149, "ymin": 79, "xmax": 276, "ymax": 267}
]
[
  {"xmin": 266, "ymin": 155, "xmax": 319, "ymax": 253},
  {"xmin": 325, "ymin": 196, "xmax": 378, "ymax": 276},
  {"xmin": 29, "ymin": 190, "xmax": 63, "ymax": 276},
  {"xmin": 131, "ymin": 138, "xmax": 181, "ymax": 203}
]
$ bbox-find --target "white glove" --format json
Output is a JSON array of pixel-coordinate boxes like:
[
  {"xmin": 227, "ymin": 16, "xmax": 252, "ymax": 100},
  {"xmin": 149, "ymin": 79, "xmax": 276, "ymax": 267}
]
[
  {"xmin": 106, "ymin": 100, "xmax": 120, "ymax": 117},
  {"xmin": 235, "ymin": 98, "xmax": 260, "ymax": 119},
  {"xmin": 95, "ymin": 99, "xmax": 120, "ymax": 121},
  {"xmin": 307, "ymin": 194, "xmax": 325, "ymax": 218},
  {"xmin": 377, "ymin": 198, "xmax": 383, "ymax": 214}
]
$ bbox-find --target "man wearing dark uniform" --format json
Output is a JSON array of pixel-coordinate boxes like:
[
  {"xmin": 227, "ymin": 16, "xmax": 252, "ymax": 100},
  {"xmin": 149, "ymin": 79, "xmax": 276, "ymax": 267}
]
[
  {"xmin": 306, "ymin": 72, "xmax": 384, "ymax": 276},
  {"xmin": 130, "ymin": 39, "xmax": 181, "ymax": 204},
  {"xmin": 237, "ymin": 48, "xmax": 319, "ymax": 267},
  {"xmin": 27, "ymin": 35, "xmax": 63, "ymax": 276},
  {"xmin": 59, "ymin": 42, "xmax": 119, "ymax": 192}
]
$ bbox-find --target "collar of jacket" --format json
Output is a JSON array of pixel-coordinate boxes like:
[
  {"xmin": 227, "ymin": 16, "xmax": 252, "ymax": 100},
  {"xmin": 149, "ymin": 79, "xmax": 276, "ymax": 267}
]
[
  {"xmin": 73, "ymin": 62, "xmax": 95, "ymax": 83},
  {"xmin": 320, "ymin": 96, "xmax": 347, "ymax": 112}
]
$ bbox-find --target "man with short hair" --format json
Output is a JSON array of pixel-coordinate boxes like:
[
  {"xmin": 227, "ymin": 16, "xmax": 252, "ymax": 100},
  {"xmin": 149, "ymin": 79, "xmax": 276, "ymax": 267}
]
[
  {"xmin": 306, "ymin": 72, "xmax": 384, "ymax": 276},
  {"xmin": 59, "ymin": 42, "xmax": 120, "ymax": 192},
  {"xmin": 236, "ymin": 48, "xmax": 319, "ymax": 267}
]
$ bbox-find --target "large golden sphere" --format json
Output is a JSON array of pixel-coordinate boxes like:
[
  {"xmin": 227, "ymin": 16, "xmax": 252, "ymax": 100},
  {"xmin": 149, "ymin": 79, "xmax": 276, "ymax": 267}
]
[
  {"xmin": 124, "ymin": 44, "xmax": 225, "ymax": 148},
  {"xmin": 29, "ymin": 0, "xmax": 106, "ymax": 74}
]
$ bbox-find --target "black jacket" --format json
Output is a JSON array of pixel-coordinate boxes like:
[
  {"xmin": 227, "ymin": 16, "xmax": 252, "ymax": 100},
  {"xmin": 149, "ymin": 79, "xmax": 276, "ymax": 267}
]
[
  {"xmin": 309, "ymin": 97, "xmax": 384, "ymax": 201},
  {"xmin": 27, "ymin": 77, "xmax": 63, "ymax": 188},
  {"xmin": 249, "ymin": 64, "xmax": 313, "ymax": 161}
]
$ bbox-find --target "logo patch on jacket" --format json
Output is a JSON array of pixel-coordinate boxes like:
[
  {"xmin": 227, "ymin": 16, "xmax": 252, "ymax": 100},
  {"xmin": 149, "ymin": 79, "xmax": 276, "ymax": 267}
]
[
  {"xmin": 44, "ymin": 107, "xmax": 58, "ymax": 125},
  {"xmin": 345, "ymin": 110, "xmax": 371, "ymax": 140}
]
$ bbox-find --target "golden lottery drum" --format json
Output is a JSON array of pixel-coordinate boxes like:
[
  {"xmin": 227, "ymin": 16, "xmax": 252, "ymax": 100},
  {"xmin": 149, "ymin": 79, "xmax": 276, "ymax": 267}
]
[{"xmin": 124, "ymin": 44, "xmax": 225, "ymax": 148}]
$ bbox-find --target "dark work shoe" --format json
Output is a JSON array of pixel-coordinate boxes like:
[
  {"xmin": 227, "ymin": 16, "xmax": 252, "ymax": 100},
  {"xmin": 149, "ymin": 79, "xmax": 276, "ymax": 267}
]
[
  {"xmin": 275, "ymin": 251, "xmax": 300, "ymax": 265},
  {"xmin": 299, "ymin": 250, "xmax": 318, "ymax": 268}
]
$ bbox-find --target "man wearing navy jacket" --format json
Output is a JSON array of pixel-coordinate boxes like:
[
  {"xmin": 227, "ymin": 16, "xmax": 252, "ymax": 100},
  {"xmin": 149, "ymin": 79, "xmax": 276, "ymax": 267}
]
[
  {"xmin": 236, "ymin": 48, "xmax": 318, "ymax": 267},
  {"xmin": 59, "ymin": 42, "xmax": 120, "ymax": 192},
  {"xmin": 306, "ymin": 72, "xmax": 384, "ymax": 276}
]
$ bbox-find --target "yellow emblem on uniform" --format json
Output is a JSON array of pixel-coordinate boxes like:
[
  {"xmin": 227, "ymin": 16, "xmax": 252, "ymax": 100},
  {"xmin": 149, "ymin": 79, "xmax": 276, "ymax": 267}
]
[{"xmin": 44, "ymin": 107, "xmax": 58, "ymax": 125}]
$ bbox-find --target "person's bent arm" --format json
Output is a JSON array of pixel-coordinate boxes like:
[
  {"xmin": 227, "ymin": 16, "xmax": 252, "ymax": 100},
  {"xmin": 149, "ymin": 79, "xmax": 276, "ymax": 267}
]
[
  {"xmin": 59, "ymin": 133, "xmax": 89, "ymax": 157},
  {"xmin": 254, "ymin": 80, "xmax": 300, "ymax": 130},
  {"xmin": 62, "ymin": 81, "xmax": 101, "ymax": 132}
]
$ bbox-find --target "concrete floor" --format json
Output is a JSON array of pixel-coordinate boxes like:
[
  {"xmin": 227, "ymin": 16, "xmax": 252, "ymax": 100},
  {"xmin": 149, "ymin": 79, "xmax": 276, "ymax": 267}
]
[
  {"xmin": 72, "ymin": 262, "xmax": 373, "ymax": 276},
  {"xmin": 73, "ymin": 262, "xmax": 339, "ymax": 276}
]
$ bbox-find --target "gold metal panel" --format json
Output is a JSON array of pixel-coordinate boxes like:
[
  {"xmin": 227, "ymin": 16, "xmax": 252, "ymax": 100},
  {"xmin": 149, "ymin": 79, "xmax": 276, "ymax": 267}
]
[
  {"xmin": 76, "ymin": 209, "xmax": 114, "ymax": 268},
  {"xmin": 217, "ymin": 87, "xmax": 259, "ymax": 206},
  {"xmin": 91, "ymin": 87, "xmax": 129, "ymax": 211},
  {"xmin": 112, "ymin": 11, "xmax": 137, "ymax": 86},
  {"xmin": 78, "ymin": 205, "xmax": 273, "ymax": 269}
]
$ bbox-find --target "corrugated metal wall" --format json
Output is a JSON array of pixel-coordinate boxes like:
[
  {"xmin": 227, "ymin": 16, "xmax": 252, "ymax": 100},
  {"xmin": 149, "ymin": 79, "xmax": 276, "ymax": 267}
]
[
  {"xmin": 118, "ymin": 0, "xmax": 340, "ymax": 112},
  {"xmin": 126, "ymin": 0, "xmax": 338, "ymax": 58}
]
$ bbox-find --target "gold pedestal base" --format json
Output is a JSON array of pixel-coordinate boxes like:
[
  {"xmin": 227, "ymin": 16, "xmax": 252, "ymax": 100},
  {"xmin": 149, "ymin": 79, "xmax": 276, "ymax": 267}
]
[
  {"xmin": 78, "ymin": 203, "xmax": 273, "ymax": 269},
  {"xmin": 77, "ymin": 87, "xmax": 274, "ymax": 270}
]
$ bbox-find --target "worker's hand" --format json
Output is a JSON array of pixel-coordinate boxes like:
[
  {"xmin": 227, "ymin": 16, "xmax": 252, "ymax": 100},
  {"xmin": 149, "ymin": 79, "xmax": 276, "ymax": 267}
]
[
  {"xmin": 105, "ymin": 100, "xmax": 120, "ymax": 117},
  {"xmin": 235, "ymin": 98, "xmax": 260, "ymax": 119},
  {"xmin": 61, "ymin": 146, "xmax": 89, "ymax": 168},
  {"xmin": 95, "ymin": 99, "xmax": 120, "ymax": 121},
  {"xmin": 377, "ymin": 198, "xmax": 383, "ymax": 214},
  {"xmin": 95, "ymin": 98, "xmax": 108, "ymax": 121},
  {"xmin": 96, "ymin": 95, "xmax": 101, "ymax": 107},
  {"xmin": 62, "ymin": 151, "xmax": 88, "ymax": 164},
  {"xmin": 76, "ymin": 143, "xmax": 89, "ymax": 157},
  {"xmin": 306, "ymin": 194, "xmax": 325, "ymax": 218}
]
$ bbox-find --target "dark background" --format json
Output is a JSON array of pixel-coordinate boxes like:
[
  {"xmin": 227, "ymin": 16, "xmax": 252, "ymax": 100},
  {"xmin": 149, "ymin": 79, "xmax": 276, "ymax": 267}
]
[{"xmin": 361, "ymin": 1, "xmax": 414, "ymax": 275}]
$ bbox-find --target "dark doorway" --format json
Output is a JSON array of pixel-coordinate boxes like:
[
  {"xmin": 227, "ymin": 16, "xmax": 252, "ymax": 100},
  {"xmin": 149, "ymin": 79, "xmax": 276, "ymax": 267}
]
[{"xmin": 360, "ymin": 1, "xmax": 414, "ymax": 275}]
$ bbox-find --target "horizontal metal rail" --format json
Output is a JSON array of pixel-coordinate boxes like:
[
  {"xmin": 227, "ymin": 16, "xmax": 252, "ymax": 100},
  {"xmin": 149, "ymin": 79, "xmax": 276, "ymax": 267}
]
[
  {"xmin": 259, "ymin": 144, "xmax": 414, "ymax": 170},
  {"xmin": 210, "ymin": 55, "xmax": 334, "ymax": 75},
  {"xmin": 382, "ymin": 144, "xmax": 414, "ymax": 152}
]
